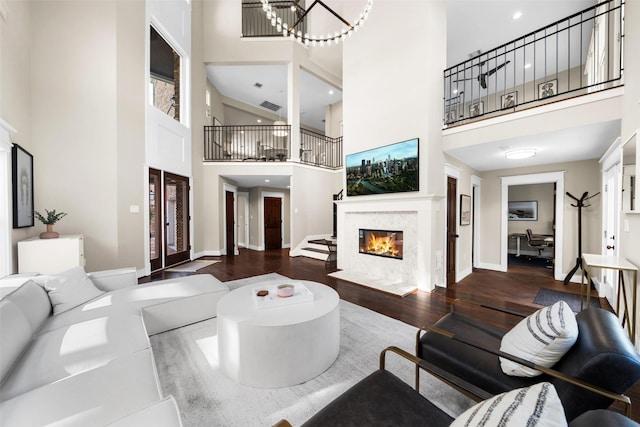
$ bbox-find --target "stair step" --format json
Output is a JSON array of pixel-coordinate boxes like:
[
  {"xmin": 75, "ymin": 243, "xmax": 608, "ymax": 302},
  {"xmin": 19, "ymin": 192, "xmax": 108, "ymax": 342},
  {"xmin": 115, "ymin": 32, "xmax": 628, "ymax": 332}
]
[{"xmin": 302, "ymin": 247, "xmax": 330, "ymax": 255}]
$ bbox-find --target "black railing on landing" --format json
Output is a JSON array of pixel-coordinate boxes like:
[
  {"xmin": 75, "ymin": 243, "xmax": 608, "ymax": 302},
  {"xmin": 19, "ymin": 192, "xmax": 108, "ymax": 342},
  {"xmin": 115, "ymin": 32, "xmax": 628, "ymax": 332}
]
[
  {"xmin": 443, "ymin": 0, "xmax": 624, "ymax": 127},
  {"xmin": 242, "ymin": 1, "xmax": 307, "ymax": 38},
  {"xmin": 204, "ymin": 125, "xmax": 291, "ymax": 162},
  {"xmin": 300, "ymin": 129, "xmax": 343, "ymax": 169}
]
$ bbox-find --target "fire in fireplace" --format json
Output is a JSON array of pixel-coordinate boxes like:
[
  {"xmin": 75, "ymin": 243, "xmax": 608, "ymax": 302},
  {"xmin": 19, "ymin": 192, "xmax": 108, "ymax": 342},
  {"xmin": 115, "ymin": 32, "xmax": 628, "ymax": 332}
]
[{"xmin": 359, "ymin": 229, "xmax": 403, "ymax": 260}]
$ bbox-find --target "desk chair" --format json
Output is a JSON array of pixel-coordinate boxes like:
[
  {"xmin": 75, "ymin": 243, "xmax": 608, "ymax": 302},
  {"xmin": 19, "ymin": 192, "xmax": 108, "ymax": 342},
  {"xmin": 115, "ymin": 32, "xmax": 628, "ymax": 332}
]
[{"xmin": 526, "ymin": 229, "xmax": 549, "ymax": 257}]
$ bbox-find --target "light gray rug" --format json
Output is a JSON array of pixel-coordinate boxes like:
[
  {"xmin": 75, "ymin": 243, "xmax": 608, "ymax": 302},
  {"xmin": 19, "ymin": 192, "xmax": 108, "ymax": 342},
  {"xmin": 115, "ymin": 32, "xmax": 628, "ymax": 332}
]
[{"xmin": 150, "ymin": 273, "xmax": 474, "ymax": 426}]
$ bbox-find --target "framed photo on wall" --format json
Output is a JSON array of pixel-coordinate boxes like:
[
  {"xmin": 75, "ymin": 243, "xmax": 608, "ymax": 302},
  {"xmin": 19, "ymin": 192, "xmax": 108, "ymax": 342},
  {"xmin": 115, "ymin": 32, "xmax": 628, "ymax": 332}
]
[
  {"xmin": 460, "ymin": 194, "xmax": 471, "ymax": 225},
  {"xmin": 538, "ymin": 79, "xmax": 557, "ymax": 99},
  {"xmin": 469, "ymin": 101, "xmax": 484, "ymax": 118},
  {"xmin": 501, "ymin": 92, "xmax": 517, "ymax": 109},
  {"xmin": 508, "ymin": 200, "xmax": 538, "ymax": 221},
  {"xmin": 12, "ymin": 143, "xmax": 34, "ymax": 228}
]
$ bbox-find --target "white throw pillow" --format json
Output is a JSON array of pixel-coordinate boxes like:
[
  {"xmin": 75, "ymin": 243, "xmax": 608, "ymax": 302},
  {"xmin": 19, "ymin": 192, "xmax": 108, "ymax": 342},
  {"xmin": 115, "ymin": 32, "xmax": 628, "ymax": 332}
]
[
  {"xmin": 32, "ymin": 267, "xmax": 104, "ymax": 315},
  {"xmin": 451, "ymin": 382, "xmax": 567, "ymax": 427},
  {"xmin": 500, "ymin": 300, "xmax": 578, "ymax": 377}
]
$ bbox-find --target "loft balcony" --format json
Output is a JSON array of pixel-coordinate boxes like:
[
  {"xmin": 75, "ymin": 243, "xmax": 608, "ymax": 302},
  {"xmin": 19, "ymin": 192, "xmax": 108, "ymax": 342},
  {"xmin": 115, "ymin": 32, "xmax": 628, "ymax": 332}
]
[
  {"xmin": 204, "ymin": 125, "xmax": 343, "ymax": 169},
  {"xmin": 443, "ymin": 0, "xmax": 624, "ymax": 127},
  {"xmin": 242, "ymin": 1, "xmax": 307, "ymax": 39}
]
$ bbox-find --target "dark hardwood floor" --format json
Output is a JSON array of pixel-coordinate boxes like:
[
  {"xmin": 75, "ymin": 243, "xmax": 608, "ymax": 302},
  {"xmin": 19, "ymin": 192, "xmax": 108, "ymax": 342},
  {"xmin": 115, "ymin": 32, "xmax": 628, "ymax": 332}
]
[{"xmin": 144, "ymin": 248, "xmax": 637, "ymax": 421}]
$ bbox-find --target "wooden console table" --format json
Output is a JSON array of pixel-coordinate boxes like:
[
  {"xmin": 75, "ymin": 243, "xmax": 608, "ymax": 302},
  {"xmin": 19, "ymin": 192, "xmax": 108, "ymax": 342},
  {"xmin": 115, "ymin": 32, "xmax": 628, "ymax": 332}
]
[{"xmin": 581, "ymin": 253, "xmax": 638, "ymax": 344}]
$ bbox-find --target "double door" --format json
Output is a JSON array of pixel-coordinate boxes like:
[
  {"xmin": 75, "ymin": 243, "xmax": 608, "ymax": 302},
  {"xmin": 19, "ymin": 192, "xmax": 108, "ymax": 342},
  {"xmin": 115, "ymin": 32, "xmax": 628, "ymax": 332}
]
[{"xmin": 149, "ymin": 169, "xmax": 190, "ymax": 271}]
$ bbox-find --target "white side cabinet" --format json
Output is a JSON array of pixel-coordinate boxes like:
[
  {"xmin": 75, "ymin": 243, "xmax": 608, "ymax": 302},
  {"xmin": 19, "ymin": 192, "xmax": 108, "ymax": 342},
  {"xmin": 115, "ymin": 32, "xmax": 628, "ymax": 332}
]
[{"xmin": 18, "ymin": 234, "xmax": 85, "ymax": 274}]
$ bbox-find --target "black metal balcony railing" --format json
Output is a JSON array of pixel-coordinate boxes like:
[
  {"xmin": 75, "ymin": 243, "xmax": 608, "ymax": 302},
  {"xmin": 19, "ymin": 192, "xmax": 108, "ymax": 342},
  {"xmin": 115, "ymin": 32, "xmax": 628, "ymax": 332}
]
[
  {"xmin": 443, "ymin": 0, "xmax": 624, "ymax": 126},
  {"xmin": 242, "ymin": 1, "xmax": 307, "ymax": 38},
  {"xmin": 300, "ymin": 129, "xmax": 343, "ymax": 169},
  {"xmin": 204, "ymin": 125, "xmax": 291, "ymax": 161},
  {"xmin": 204, "ymin": 125, "xmax": 343, "ymax": 169}
]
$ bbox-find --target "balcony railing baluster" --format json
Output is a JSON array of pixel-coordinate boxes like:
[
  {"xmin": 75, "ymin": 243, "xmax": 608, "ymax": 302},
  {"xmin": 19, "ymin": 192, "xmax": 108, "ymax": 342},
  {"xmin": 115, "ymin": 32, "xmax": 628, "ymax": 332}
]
[
  {"xmin": 443, "ymin": 0, "xmax": 624, "ymax": 127},
  {"xmin": 204, "ymin": 125, "xmax": 343, "ymax": 170}
]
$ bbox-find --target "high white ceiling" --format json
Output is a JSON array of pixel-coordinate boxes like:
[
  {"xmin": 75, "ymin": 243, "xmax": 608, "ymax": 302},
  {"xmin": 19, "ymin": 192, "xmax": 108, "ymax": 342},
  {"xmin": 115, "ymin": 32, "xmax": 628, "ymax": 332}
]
[
  {"xmin": 223, "ymin": 174, "xmax": 291, "ymax": 190},
  {"xmin": 208, "ymin": 0, "xmax": 618, "ymax": 175}
]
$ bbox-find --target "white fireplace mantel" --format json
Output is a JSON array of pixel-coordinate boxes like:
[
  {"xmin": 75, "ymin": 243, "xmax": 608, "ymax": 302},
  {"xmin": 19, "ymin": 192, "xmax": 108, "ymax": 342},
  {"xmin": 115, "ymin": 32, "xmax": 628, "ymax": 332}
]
[{"xmin": 336, "ymin": 194, "xmax": 445, "ymax": 292}]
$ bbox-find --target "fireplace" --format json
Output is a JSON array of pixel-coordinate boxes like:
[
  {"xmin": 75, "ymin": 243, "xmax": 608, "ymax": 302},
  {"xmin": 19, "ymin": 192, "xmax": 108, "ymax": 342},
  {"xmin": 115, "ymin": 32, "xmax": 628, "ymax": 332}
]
[{"xmin": 359, "ymin": 229, "xmax": 403, "ymax": 260}]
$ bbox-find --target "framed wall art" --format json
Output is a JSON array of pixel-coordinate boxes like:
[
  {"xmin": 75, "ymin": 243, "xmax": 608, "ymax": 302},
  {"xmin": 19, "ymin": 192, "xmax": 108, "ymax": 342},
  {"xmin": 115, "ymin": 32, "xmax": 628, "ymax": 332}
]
[
  {"xmin": 12, "ymin": 143, "xmax": 34, "ymax": 228},
  {"xmin": 460, "ymin": 194, "xmax": 471, "ymax": 225},
  {"xmin": 469, "ymin": 101, "xmax": 484, "ymax": 118},
  {"xmin": 538, "ymin": 79, "xmax": 557, "ymax": 99},
  {"xmin": 501, "ymin": 92, "xmax": 517, "ymax": 109},
  {"xmin": 508, "ymin": 200, "xmax": 538, "ymax": 221}
]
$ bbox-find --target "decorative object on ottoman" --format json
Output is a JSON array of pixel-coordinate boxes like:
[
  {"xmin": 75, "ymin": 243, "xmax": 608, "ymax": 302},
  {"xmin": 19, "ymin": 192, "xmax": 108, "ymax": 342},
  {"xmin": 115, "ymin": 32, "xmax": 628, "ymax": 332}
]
[{"xmin": 35, "ymin": 209, "xmax": 67, "ymax": 239}]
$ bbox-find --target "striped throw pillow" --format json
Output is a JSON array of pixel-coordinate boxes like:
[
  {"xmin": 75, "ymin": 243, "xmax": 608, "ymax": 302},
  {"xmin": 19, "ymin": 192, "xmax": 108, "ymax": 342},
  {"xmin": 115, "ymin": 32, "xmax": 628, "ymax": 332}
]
[
  {"xmin": 451, "ymin": 382, "xmax": 567, "ymax": 427},
  {"xmin": 499, "ymin": 300, "xmax": 578, "ymax": 377}
]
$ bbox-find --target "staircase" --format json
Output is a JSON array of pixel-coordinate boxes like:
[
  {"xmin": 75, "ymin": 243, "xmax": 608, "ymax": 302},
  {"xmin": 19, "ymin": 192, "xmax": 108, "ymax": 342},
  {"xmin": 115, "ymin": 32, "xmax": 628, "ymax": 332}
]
[{"xmin": 299, "ymin": 236, "xmax": 334, "ymax": 261}]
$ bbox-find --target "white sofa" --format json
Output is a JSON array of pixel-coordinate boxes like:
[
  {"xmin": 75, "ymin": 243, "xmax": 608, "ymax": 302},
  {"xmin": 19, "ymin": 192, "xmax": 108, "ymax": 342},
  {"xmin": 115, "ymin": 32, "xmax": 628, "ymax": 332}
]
[{"xmin": 0, "ymin": 267, "xmax": 229, "ymax": 426}]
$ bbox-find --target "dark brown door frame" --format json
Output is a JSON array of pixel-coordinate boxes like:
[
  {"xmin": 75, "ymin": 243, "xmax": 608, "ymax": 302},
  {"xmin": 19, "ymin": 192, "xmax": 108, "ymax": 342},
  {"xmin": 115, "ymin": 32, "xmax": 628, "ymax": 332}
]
[
  {"xmin": 149, "ymin": 168, "xmax": 163, "ymax": 272},
  {"xmin": 264, "ymin": 196, "xmax": 283, "ymax": 250},
  {"xmin": 164, "ymin": 171, "xmax": 190, "ymax": 267},
  {"xmin": 225, "ymin": 190, "xmax": 235, "ymax": 256},
  {"xmin": 446, "ymin": 176, "xmax": 458, "ymax": 287}
]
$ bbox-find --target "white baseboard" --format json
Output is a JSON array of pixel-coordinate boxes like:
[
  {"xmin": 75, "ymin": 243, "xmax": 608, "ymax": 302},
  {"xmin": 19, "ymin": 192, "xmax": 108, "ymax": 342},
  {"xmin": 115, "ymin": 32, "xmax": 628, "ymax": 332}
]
[
  {"xmin": 478, "ymin": 262, "xmax": 505, "ymax": 272},
  {"xmin": 283, "ymin": 243, "xmax": 291, "ymax": 249},
  {"xmin": 248, "ymin": 244, "xmax": 262, "ymax": 251},
  {"xmin": 456, "ymin": 266, "xmax": 472, "ymax": 282},
  {"xmin": 202, "ymin": 250, "xmax": 223, "ymax": 256}
]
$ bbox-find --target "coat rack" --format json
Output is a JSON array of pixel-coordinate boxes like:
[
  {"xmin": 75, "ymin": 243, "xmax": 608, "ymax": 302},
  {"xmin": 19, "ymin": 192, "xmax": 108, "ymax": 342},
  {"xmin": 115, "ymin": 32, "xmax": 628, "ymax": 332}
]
[{"xmin": 564, "ymin": 191, "xmax": 600, "ymax": 285}]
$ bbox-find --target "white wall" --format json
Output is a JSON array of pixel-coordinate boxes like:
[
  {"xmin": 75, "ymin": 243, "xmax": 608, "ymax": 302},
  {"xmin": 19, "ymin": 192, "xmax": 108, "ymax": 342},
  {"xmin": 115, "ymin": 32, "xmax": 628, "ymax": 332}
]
[{"xmin": 339, "ymin": 1, "xmax": 447, "ymax": 290}]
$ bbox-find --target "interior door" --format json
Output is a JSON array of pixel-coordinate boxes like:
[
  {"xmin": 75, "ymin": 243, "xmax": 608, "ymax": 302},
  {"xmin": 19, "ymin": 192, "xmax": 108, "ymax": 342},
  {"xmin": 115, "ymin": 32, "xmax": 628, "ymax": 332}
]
[
  {"xmin": 225, "ymin": 190, "xmax": 235, "ymax": 256},
  {"xmin": 602, "ymin": 163, "xmax": 620, "ymax": 304},
  {"xmin": 446, "ymin": 177, "xmax": 457, "ymax": 286},
  {"xmin": 264, "ymin": 197, "xmax": 282, "ymax": 250},
  {"xmin": 164, "ymin": 172, "xmax": 190, "ymax": 267},
  {"xmin": 149, "ymin": 168, "xmax": 163, "ymax": 272}
]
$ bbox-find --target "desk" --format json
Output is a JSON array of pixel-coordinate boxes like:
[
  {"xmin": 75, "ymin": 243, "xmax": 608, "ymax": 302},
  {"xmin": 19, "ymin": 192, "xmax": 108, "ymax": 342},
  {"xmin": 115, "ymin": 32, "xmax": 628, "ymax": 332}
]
[
  {"xmin": 510, "ymin": 233, "xmax": 554, "ymax": 256},
  {"xmin": 581, "ymin": 253, "xmax": 638, "ymax": 344}
]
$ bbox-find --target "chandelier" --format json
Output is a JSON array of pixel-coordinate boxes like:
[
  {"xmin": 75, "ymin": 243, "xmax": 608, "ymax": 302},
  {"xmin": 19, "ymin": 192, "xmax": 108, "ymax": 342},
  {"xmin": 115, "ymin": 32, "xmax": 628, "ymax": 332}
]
[{"xmin": 260, "ymin": 0, "xmax": 374, "ymax": 47}]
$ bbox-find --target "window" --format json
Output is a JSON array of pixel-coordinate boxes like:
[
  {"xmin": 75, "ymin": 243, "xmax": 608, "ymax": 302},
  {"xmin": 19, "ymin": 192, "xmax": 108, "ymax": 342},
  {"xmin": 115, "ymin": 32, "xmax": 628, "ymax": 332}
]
[{"xmin": 150, "ymin": 26, "xmax": 181, "ymax": 122}]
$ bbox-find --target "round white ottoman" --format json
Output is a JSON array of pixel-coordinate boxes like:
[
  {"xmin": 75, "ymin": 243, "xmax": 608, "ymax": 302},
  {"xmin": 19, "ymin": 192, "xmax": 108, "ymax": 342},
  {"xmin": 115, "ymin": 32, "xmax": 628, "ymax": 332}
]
[{"xmin": 217, "ymin": 280, "xmax": 340, "ymax": 388}]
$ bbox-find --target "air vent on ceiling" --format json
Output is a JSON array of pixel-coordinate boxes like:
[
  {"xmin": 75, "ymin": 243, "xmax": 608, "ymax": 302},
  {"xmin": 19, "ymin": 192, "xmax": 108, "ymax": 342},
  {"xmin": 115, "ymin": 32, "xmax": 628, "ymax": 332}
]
[
  {"xmin": 260, "ymin": 100, "xmax": 281, "ymax": 112},
  {"xmin": 254, "ymin": 82, "xmax": 263, "ymax": 88}
]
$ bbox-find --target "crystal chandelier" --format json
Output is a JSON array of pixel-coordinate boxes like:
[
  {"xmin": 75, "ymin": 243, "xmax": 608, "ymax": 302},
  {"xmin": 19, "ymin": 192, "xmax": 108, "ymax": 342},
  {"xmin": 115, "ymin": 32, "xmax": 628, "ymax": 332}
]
[{"xmin": 260, "ymin": 0, "xmax": 374, "ymax": 47}]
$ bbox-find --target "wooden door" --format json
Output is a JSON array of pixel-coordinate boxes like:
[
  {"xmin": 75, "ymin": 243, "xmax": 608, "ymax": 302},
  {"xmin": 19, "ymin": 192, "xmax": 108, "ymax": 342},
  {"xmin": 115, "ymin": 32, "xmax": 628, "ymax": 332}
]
[
  {"xmin": 264, "ymin": 197, "xmax": 282, "ymax": 250},
  {"xmin": 446, "ymin": 177, "xmax": 457, "ymax": 286},
  {"xmin": 164, "ymin": 172, "xmax": 190, "ymax": 267},
  {"xmin": 225, "ymin": 191, "xmax": 235, "ymax": 256}
]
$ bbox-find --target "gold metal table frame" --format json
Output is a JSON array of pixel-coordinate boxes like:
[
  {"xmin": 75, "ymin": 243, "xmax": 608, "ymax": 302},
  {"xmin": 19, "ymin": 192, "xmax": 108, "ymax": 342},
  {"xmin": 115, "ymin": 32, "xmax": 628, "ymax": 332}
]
[{"xmin": 581, "ymin": 253, "xmax": 638, "ymax": 345}]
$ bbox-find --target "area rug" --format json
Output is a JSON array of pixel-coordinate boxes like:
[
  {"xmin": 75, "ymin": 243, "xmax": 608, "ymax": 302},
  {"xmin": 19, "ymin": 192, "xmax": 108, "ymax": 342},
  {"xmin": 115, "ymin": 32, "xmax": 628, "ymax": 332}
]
[
  {"xmin": 534, "ymin": 288, "xmax": 601, "ymax": 313},
  {"xmin": 150, "ymin": 274, "xmax": 473, "ymax": 426},
  {"xmin": 327, "ymin": 270, "xmax": 417, "ymax": 297},
  {"xmin": 165, "ymin": 260, "xmax": 220, "ymax": 272}
]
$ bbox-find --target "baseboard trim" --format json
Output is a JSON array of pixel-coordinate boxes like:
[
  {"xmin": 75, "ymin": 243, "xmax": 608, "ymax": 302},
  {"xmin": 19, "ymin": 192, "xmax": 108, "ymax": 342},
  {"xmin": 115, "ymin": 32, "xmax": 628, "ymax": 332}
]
[{"xmin": 478, "ymin": 262, "xmax": 505, "ymax": 272}]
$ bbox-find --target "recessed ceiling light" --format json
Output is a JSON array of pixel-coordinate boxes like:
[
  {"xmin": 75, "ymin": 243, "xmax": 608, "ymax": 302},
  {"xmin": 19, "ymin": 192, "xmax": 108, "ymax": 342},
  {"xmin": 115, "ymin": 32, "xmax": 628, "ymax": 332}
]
[
  {"xmin": 453, "ymin": 89, "xmax": 458, "ymax": 94},
  {"xmin": 512, "ymin": 11, "xmax": 523, "ymax": 20},
  {"xmin": 328, "ymin": 90, "xmax": 334, "ymax": 95},
  {"xmin": 524, "ymin": 63, "xmax": 532, "ymax": 69},
  {"xmin": 265, "ymin": 179, "xmax": 270, "ymax": 183},
  {"xmin": 505, "ymin": 148, "xmax": 536, "ymax": 160},
  {"xmin": 257, "ymin": 119, "xmax": 262, "ymax": 123}
]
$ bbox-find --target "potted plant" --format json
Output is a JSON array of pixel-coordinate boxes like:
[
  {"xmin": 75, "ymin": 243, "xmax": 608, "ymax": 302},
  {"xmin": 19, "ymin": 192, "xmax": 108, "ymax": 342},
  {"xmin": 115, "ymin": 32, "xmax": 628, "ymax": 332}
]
[{"xmin": 35, "ymin": 209, "xmax": 67, "ymax": 239}]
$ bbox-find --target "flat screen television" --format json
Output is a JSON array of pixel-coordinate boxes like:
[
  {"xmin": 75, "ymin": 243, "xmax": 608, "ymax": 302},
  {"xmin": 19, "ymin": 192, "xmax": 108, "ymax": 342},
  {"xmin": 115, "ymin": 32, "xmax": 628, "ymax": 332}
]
[{"xmin": 345, "ymin": 138, "xmax": 419, "ymax": 196}]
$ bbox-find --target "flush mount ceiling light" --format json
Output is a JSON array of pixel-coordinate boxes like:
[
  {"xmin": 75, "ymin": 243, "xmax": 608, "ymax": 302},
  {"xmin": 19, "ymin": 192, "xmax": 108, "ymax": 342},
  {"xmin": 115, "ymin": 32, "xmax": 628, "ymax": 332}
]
[
  {"xmin": 505, "ymin": 148, "xmax": 536, "ymax": 160},
  {"xmin": 260, "ymin": 0, "xmax": 374, "ymax": 47}
]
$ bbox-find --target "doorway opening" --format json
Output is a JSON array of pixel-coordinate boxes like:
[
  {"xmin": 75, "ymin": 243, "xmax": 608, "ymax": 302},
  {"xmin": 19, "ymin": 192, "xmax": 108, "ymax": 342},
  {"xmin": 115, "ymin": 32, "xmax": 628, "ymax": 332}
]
[
  {"xmin": 164, "ymin": 172, "xmax": 190, "ymax": 267},
  {"xmin": 501, "ymin": 172, "xmax": 564, "ymax": 281}
]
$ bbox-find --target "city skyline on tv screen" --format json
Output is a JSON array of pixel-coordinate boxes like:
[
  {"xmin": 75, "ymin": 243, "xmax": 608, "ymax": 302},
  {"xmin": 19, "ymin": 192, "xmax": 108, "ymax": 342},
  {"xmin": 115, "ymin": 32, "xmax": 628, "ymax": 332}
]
[{"xmin": 346, "ymin": 138, "xmax": 419, "ymax": 196}]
